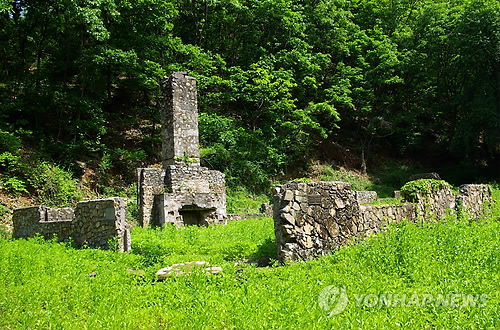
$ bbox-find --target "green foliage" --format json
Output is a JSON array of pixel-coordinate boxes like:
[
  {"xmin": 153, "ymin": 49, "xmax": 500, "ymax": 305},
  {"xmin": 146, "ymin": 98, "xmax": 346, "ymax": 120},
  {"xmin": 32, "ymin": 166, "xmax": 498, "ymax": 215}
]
[
  {"xmin": 226, "ymin": 188, "xmax": 270, "ymax": 214},
  {"xmin": 131, "ymin": 218, "xmax": 275, "ymax": 266},
  {"xmin": 199, "ymin": 112, "xmax": 283, "ymax": 192},
  {"xmin": 0, "ymin": 176, "xmax": 28, "ymax": 194},
  {"xmin": 0, "ymin": 129, "xmax": 21, "ymax": 154},
  {"xmin": 27, "ymin": 162, "xmax": 83, "ymax": 207},
  {"xmin": 400, "ymin": 179, "xmax": 452, "ymax": 202},
  {"xmin": 1, "ymin": 0, "xmax": 499, "ymax": 194}
]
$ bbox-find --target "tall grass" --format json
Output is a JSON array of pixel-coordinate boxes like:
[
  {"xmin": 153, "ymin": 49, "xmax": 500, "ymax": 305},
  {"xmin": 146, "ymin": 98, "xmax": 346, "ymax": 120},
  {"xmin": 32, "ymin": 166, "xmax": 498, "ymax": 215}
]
[
  {"xmin": 0, "ymin": 193, "xmax": 499, "ymax": 329},
  {"xmin": 226, "ymin": 188, "xmax": 270, "ymax": 214},
  {"xmin": 131, "ymin": 218, "xmax": 275, "ymax": 266}
]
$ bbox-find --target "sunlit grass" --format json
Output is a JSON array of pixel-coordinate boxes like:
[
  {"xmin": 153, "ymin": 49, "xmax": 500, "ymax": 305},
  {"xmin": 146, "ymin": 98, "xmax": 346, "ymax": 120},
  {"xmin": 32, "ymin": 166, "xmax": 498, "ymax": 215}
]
[{"xmin": 0, "ymin": 190, "xmax": 498, "ymax": 329}]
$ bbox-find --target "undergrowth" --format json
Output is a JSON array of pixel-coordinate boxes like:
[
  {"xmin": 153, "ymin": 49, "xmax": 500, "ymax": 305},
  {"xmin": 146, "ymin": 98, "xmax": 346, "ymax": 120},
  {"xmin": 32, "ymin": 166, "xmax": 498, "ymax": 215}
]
[
  {"xmin": 226, "ymin": 188, "xmax": 270, "ymax": 214},
  {"xmin": 1, "ymin": 199, "xmax": 499, "ymax": 329}
]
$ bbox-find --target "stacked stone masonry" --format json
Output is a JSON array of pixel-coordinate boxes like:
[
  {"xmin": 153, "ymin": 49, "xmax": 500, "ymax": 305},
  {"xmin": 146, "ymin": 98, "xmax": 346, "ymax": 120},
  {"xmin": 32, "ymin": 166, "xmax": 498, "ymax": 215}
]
[
  {"xmin": 12, "ymin": 197, "xmax": 131, "ymax": 252},
  {"xmin": 274, "ymin": 182, "xmax": 492, "ymax": 261},
  {"xmin": 456, "ymin": 184, "xmax": 493, "ymax": 219},
  {"xmin": 137, "ymin": 72, "xmax": 227, "ymax": 227},
  {"xmin": 161, "ymin": 72, "xmax": 200, "ymax": 167}
]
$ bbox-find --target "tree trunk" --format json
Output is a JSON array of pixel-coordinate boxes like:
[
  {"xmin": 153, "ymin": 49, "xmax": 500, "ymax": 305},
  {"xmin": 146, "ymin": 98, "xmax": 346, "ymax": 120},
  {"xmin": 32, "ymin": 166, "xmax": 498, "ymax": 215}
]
[{"xmin": 361, "ymin": 146, "xmax": 367, "ymax": 175}]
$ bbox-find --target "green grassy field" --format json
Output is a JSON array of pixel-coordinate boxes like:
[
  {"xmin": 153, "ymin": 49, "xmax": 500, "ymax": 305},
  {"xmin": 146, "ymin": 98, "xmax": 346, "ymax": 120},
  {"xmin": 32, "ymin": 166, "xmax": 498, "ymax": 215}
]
[{"xmin": 1, "ymin": 198, "xmax": 499, "ymax": 329}]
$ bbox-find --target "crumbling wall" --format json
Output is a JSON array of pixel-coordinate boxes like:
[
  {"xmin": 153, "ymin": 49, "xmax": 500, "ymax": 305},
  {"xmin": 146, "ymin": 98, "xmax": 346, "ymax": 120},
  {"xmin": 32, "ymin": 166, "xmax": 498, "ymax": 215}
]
[
  {"xmin": 274, "ymin": 181, "xmax": 493, "ymax": 261},
  {"xmin": 456, "ymin": 184, "xmax": 492, "ymax": 218},
  {"xmin": 153, "ymin": 192, "xmax": 226, "ymax": 227},
  {"xmin": 73, "ymin": 198, "xmax": 130, "ymax": 251},
  {"xmin": 273, "ymin": 182, "xmax": 359, "ymax": 261},
  {"xmin": 356, "ymin": 191, "xmax": 378, "ymax": 205},
  {"xmin": 415, "ymin": 185, "xmax": 456, "ymax": 220},
  {"xmin": 358, "ymin": 204, "xmax": 417, "ymax": 235},
  {"xmin": 12, "ymin": 197, "xmax": 130, "ymax": 252},
  {"xmin": 137, "ymin": 168, "xmax": 165, "ymax": 227},
  {"xmin": 13, "ymin": 206, "xmax": 73, "ymax": 240}
]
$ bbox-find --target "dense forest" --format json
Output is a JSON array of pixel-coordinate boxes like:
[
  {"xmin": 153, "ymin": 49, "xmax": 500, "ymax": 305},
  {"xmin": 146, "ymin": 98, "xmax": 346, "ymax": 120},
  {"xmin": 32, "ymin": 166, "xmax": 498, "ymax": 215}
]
[{"xmin": 0, "ymin": 0, "xmax": 499, "ymax": 199}]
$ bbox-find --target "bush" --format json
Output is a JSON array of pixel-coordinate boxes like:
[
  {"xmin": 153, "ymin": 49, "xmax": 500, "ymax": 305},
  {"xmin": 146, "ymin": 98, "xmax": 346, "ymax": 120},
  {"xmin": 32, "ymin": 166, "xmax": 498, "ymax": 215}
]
[
  {"xmin": 400, "ymin": 179, "xmax": 452, "ymax": 202},
  {"xmin": 28, "ymin": 162, "xmax": 83, "ymax": 207},
  {"xmin": 226, "ymin": 188, "xmax": 270, "ymax": 214},
  {"xmin": 0, "ymin": 129, "xmax": 21, "ymax": 154}
]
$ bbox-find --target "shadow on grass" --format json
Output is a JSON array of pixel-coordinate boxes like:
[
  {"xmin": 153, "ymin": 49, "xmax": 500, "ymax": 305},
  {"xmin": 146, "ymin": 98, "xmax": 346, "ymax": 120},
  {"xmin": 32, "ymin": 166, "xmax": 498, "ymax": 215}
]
[{"xmin": 253, "ymin": 237, "xmax": 276, "ymax": 260}]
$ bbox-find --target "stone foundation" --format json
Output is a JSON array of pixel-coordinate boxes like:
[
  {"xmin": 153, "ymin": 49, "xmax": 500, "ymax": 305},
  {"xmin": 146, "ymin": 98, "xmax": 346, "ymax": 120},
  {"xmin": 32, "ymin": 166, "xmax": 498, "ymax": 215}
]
[
  {"xmin": 12, "ymin": 197, "xmax": 130, "ymax": 252},
  {"xmin": 274, "ymin": 181, "xmax": 492, "ymax": 261}
]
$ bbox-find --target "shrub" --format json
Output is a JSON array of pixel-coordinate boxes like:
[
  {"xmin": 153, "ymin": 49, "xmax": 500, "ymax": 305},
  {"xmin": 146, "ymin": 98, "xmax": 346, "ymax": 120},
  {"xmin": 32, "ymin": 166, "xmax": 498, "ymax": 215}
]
[
  {"xmin": 28, "ymin": 162, "xmax": 83, "ymax": 207},
  {"xmin": 0, "ymin": 129, "xmax": 21, "ymax": 154},
  {"xmin": 226, "ymin": 188, "xmax": 270, "ymax": 214},
  {"xmin": 400, "ymin": 179, "xmax": 452, "ymax": 202}
]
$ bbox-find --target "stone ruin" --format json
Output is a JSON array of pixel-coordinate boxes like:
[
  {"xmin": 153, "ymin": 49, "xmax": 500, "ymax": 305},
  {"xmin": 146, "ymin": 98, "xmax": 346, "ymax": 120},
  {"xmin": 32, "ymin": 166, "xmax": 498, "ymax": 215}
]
[
  {"xmin": 137, "ymin": 72, "xmax": 227, "ymax": 227},
  {"xmin": 11, "ymin": 72, "xmax": 229, "ymax": 251},
  {"xmin": 273, "ymin": 182, "xmax": 492, "ymax": 261},
  {"xmin": 12, "ymin": 197, "xmax": 130, "ymax": 252}
]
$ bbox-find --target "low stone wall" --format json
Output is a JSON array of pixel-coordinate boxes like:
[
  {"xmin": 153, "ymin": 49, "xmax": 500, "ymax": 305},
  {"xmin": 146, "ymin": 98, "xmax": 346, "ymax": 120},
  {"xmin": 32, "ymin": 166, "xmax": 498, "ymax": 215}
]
[
  {"xmin": 358, "ymin": 203, "xmax": 417, "ymax": 235},
  {"xmin": 274, "ymin": 181, "xmax": 493, "ymax": 261},
  {"xmin": 12, "ymin": 197, "xmax": 130, "ymax": 252},
  {"xmin": 415, "ymin": 185, "xmax": 456, "ymax": 220},
  {"xmin": 13, "ymin": 206, "xmax": 73, "ymax": 240},
  {"xmin": 456, "ymin": 184, "xmax": 492, "ymax": 218},
  {"xmin": 356, "ymin": 191, "xmax": 378, "ymax": 205}
]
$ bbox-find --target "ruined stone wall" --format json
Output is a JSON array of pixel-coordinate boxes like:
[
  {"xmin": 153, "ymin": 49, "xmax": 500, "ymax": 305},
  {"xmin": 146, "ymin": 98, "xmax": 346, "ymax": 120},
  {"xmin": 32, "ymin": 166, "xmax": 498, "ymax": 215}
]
[
  {"xmin": 274, "ymin": 181, "xmax": 493, "ymax": 261},
  {"xmin": 164, "ymin": 165, "xmax": 225, "ymax": 194},
  {"xmin": 137, "ymin": 168, "xmax": 165, "ymax": 227},
  {"xmin": 73, "ymin": 198, "xmax": 130, "ymax": 251},
  {"xmin": 356, "ymin": 191, "xmax": 378, "ymax": 205},
  {"xmin": 13, "ymin": 206, "xmax": 73, "ymax": 240},
  {"xmin": 456, "ymin": 184, "xmax": 493, "ymax": 218},
  {"xmin": 273, "ymin": 182, "xmax": 359, "ymax": 261},
  {"xmin": 358, "ymin": 204, "xmax": 417, "ymax": 235},
  {"xmin": 12, "ymin": 197, "xmax": 130, "ymax": 252},
  {"xmin": 415, "ymin": 186, "xmax": 456, "ymax": 220}
]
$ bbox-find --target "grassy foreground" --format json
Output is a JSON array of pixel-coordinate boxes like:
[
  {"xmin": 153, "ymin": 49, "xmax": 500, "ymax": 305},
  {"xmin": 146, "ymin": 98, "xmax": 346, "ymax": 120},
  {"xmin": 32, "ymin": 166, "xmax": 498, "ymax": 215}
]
[{"xmin": 1, "ymin": 213, "xmax": 499, "ymax": 328}]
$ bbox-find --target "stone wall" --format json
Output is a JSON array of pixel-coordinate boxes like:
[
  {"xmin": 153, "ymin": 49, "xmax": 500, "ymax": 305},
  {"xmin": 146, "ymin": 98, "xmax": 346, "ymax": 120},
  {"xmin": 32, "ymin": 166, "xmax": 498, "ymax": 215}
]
[
  {"xmin": 273, "ymin": 181, "xmax": 359, "ymax": 261},
  {"xmin": 164, "ymin": 165, "xmax": 225, "ymax": 194},
  {"xmin": 13, "ymin": 206, "xmax": 73, "ymax": 240},
  {"xmin": 274, "ymin": 181, "xmax": 493, "ymax": 261},
  {"xmin": 358, "ymin": 204, "xmax": 417, "ymax": 235},
  {"xmin": 415, "ymin": 185, "xmax": 456, "ymax": 220},
  {"xmin": 356, "ymin": 191, "xmax": 378, "ymax": 205},
  {"xmin": 137, "ymin": 168, "xmax": 165, "ymax": 227},
  {"xmin": 456, "ymin": 184, "xmax": 493, "ymax": 218},
  {"xmin": 153, "ymin": 192, "xmax": 226, "ymax": 226},
  {"xmin": 12, "ymin": 197, "xmax": 130, "ymax": 252}
]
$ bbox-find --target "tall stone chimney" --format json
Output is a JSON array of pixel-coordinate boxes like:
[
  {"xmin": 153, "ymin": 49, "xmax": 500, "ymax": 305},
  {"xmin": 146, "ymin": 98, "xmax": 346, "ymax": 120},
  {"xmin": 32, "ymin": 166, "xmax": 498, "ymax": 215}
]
[{"xmin": 160, "ymin": 72, "xmax": 200, "ymax": 167}]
